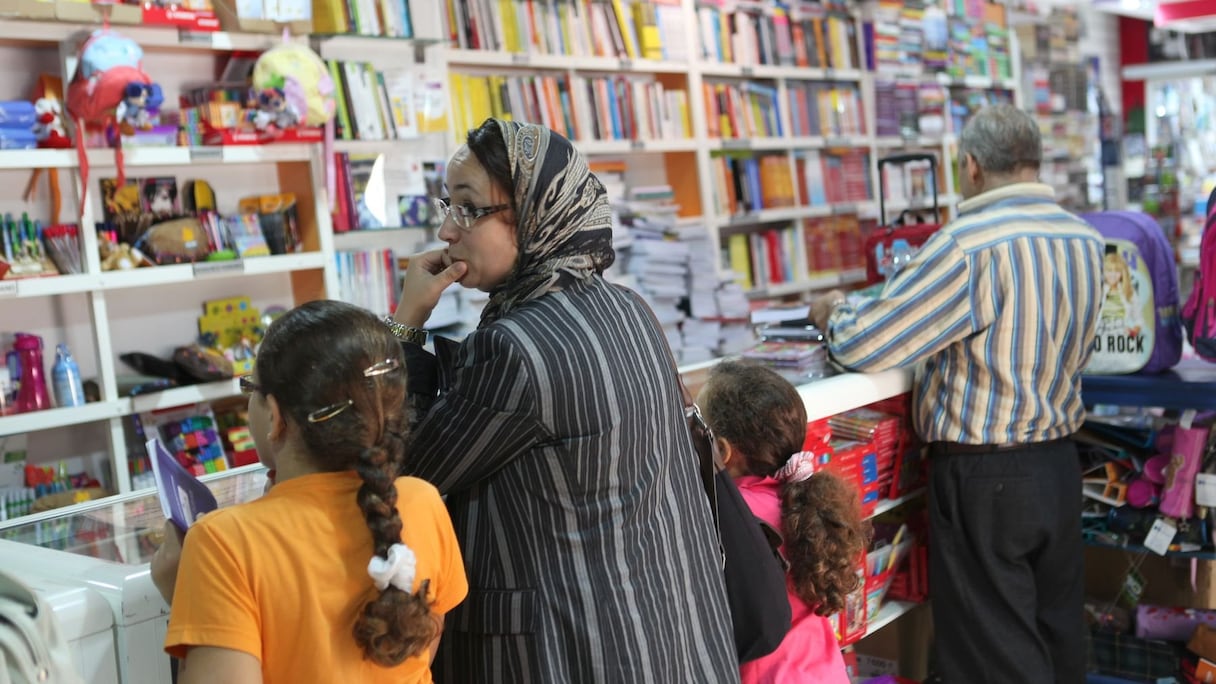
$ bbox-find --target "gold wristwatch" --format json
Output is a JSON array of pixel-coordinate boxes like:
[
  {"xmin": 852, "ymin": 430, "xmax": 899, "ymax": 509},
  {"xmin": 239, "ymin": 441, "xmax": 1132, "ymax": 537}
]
[{"xmin": 383, "ymin": 316, "xmax": 428, "ymax": 346}]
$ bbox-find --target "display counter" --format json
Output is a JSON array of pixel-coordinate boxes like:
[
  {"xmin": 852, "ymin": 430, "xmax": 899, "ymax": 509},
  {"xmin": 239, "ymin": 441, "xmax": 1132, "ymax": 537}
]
[{"xmin": 0, "ymin": 466, "xmax": 267, "ymax": 684}]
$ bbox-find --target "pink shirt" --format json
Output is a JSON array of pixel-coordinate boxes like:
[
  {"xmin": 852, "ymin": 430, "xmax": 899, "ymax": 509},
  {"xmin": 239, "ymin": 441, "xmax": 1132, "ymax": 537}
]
[{"xmin": 736, "ymin": 475, "xmax": 851, "ymax": 684}]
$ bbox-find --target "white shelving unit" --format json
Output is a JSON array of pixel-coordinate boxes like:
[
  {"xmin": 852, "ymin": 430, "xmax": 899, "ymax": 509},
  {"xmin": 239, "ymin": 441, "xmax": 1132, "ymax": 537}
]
[{"xmin": 0, "ymin": 22, "xmax": 443, "ymax": 526}]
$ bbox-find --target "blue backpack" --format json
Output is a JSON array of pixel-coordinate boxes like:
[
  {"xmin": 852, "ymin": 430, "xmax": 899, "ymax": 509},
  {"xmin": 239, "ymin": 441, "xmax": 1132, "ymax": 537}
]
[{"xmin": 1080, "ymin": 211, "xmax": 1182, "ymax": 374}]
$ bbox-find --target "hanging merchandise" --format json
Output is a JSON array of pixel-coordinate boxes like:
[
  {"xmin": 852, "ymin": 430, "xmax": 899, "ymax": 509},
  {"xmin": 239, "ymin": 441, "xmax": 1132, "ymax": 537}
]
[
  {"xmin": 1081, "ymin": 211, "xmax": 1183, "ymax": 375},
  {"xmin": 65, "ymin": 28, "xmax": 163, "ymax": 196},
  {"xmin": 1183, "ymin": 188, "xmax": 1216, "ymax": 362}
]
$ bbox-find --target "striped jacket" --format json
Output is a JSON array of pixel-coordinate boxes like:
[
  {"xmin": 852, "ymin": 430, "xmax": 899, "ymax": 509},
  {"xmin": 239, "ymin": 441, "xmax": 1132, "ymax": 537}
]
[
  {"xmin": 828, "ymin": 183, "xmax": 1105, "ymax": 444},
  {"xmin": 402, "ymin": 275, "xmax": 739, "ymax": 683}
]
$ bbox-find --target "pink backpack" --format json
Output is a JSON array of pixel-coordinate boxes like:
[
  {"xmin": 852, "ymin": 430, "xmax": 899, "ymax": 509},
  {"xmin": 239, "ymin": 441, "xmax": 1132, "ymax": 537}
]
[
  {"xmin": 65, "ymin": 29, "xmax": 161, "ymax": 194},
  {"xmin": 1182, "ymin": 185, "xmax": 1216, "ymax": 361}
]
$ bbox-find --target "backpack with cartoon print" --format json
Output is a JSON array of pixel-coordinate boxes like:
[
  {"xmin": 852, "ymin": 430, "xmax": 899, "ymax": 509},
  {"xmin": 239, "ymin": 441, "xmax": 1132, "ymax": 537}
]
[
  {"xmin": 65, "ymin": 28, "xmax": 162, "ymax": 190},
  {"xmin": 1081, "ymin": 211, "xmax": 1182, "ymax": 375}
]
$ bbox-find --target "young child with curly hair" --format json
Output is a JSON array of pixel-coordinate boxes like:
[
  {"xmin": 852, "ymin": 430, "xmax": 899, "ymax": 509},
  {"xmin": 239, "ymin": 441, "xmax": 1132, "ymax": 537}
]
[{"xmin": 699, "ymin": 361, "xmax": 871, "ymax": 683}]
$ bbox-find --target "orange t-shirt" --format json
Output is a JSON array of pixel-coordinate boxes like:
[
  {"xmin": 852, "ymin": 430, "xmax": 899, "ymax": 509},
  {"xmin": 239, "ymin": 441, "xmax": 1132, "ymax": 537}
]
[{"xmin": 164, "ymin": 472, "xmax": 467, "ymax": 684}]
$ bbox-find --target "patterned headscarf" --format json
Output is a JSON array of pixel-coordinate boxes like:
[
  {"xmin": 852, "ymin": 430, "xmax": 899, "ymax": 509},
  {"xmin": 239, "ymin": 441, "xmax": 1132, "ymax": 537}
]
[{"xmin": 478, "ymin": 119, "xmax": 615, "ymax": 325}]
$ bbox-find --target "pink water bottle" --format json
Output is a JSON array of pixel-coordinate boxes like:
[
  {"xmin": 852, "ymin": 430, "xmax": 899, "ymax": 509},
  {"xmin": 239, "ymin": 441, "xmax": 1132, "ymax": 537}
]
[{"xmin": 14, "ymin": 333, "xmax": 50, "ymax": 412}]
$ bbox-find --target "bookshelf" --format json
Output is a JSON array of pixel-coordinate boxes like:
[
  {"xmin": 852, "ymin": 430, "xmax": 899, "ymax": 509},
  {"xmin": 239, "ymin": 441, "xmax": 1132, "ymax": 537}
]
[{"xmin": 436, "ymin": 0, "xmax": 1025, "ymax": 304}]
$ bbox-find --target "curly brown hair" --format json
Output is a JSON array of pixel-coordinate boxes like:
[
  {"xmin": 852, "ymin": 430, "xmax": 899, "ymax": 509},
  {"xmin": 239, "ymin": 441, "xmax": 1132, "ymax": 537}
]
[
  {"xmin": 256, "ymin": 300, "xmax": 437, "ymax": 665},
  {"xmin": 700, "ymin": 361, "xmax": 870, "ymax": 615}
]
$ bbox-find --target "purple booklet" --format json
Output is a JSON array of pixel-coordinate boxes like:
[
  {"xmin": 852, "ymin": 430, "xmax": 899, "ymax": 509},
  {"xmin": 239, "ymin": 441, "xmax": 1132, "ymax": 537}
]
[{"xmin": 147, "ymin": 436, "xmax": 218, "ymax": 533}]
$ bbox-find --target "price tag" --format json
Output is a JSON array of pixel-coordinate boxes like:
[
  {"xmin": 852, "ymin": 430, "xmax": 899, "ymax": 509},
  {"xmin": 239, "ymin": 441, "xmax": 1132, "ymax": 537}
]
[
  {"xmin": 193, "ymin": 260, "xmax": 245, "ymax": 278},
  {"xmin": 825, "ymin": 137, "xmax": 849, "ymax": 148},
  {"xmin": 629, "ymin": 139, "xmax": 646, "ymax": 151},
  {"xmin": 619, "ymin": 59, "xmax": 633, "ymax": 71},
  {"xmin": 190, "ymin": 147, "xmax": 223, "ymax": 162},
  {"xmin": 740, "ymin": 66, "xmax": 755, "ymax": 78},
  {"xmin": 1144, "ymin": 517, "xmax": 1177, "ymax": 556},
  {"xmin": 0, "ymin": 281, "xmax": 16, "ymax": 298},
  {"xmin": 179, "ymin": 31, "xmax": 212, "ymax": 45},
  {"xmin": 511, "ymin": 53, "xmax": 531, "ymax": 66},
  {"xmin": 832, "ymin": 203, "xmax": 856, "ymax": 215},
  {"xmin": 722, "ymin": 138, "xmax": 750, "ymax": 149},
  {"xmin": 824, "ymin": 68, "xmax": 835, "ymax": 79},
  {"xmin": 1197, "ymin": 474, "xmax": 1216, "ymax": 508}
]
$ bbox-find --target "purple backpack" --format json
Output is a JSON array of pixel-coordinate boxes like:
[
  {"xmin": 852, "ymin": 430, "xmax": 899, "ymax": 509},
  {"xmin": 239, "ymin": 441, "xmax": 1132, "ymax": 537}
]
[
  {"xmin": 1080, "ymin": 211, "xmax": 1182, "ymax": 375},
  {"xmin": 1181, "ymin": 187, "xmax": 1216, "ymax": 361}
]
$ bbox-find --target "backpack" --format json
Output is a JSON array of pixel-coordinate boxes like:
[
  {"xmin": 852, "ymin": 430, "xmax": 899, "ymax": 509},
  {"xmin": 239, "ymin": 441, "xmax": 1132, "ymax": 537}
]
[
  {"xmin": 1181, "ymin": 187, "xmax": 1216, "ymax": 361},
  {"xmin": 0, "ymin": 571, "xmax": 83, "ymax": 684},
  {"xmin": 1080, "ymin": 211, "xmax": 1183, "ymax": 375},
  {"xmin": 249, "ymin": 43, "xmax": 336, "ymax": 132},
  {"xmin": 65, "ymin": 29, "xmax": 162, "ymax": 192}
]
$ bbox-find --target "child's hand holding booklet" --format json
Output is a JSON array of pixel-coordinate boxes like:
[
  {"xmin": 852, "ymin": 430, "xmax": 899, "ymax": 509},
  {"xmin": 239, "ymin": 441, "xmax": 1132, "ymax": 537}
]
[{"xmin": 147, "ymin": 436, "xmax": 218, "ymax": 534}]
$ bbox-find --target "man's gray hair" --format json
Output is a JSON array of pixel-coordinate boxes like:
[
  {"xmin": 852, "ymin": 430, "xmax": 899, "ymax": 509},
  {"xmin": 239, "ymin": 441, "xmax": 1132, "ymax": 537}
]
[{"xmin": 958, "ymin": 104, "xmax": 1042, "ymax": 174}]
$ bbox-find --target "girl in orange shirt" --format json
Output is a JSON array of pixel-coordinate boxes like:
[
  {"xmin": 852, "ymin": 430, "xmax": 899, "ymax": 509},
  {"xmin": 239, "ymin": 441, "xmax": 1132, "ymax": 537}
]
[{"xmin": 151, "ymin": 300, "xmax": 467, "ymax": 684}]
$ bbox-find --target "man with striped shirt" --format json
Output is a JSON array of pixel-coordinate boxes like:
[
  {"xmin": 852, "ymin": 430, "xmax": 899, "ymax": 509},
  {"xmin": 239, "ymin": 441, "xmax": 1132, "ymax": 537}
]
[{"xmin": 812, "ymin": 104, "xmax": 1103, "ymax": 684}]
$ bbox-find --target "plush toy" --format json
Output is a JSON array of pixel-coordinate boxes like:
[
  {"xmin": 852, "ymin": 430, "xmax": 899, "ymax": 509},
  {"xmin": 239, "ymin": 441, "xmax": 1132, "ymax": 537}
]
[
  {"xmin": 251, "ymin": 86, "xmax": 300, "ymax": 132},
  {"xmin": 32, "ymin": 98, "xmax": 70, "ymax": 149},
  {"xmin": 116, "ymin": 82, "xmax": 164, "ymax": 134},
  {"xmin": 250, "ymin": 44, "xmax": 336, "ymax": 130},
  {"xmin": 65, "ymin": 29, "xmax": 161, "ymax": 188}
]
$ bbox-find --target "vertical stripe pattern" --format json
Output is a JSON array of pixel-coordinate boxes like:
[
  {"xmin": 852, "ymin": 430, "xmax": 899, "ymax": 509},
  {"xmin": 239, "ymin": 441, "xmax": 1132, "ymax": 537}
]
[
  {"xmin": 827, "ymin": 183, "xmax": 1105, "ymax": 444},
  {"xmin": 405, "ymin": 275, "xmax": 739, "ymax": 683}
]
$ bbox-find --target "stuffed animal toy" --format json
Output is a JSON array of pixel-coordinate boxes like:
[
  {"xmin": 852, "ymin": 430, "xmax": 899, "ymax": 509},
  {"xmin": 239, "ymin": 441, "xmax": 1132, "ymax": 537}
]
[
  {"xmin": 250, "ymin": 44, "xmax": 335, "ymax": 131},
  {"xmin": 116, "ymin": 82, "xmax": 164, "ymax": 134},
  {"xmin": 251, "ymin": 86, "xmax": 300, "ymax": 132},
  {"xmin": 32, "ymin": 98, "xmax": 70, "ymax": 149}
]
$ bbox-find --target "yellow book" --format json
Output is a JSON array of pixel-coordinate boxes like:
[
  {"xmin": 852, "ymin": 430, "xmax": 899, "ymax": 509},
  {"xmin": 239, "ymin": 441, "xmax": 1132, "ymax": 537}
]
[
  {"xmin": 311, "ymin": 0, "xmax": 348, "ymax": 33},
  {"xmin": 631, "ymin": 2, "xmax": 662, "ymax": 60},
  {"xmin": 469, "ymin": 76, "xmax": 493, "ymax": 125},
  {"xmin": 449, "ymin": 73, "xmax": 470, "ymax": 141},
  {"xmin": 728, "ymin": 233, "xmax": 753, "ymax": 290},
  {"xmin": 488, "ymin": 75, "xmax": 505, "ymax": 119},
  {"xmin": 500, "ymin": 0, "xmax": 521, "ymax": 53},
  {"xmin": 610, "ymin": 0, "xmax": 638, "ymax": 58}
]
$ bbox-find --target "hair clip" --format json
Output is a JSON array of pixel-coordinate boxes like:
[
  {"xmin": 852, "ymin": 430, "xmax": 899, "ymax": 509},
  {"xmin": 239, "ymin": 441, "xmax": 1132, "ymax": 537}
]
[
  {"xmin": 307, "ymin": 399, "xmax": 354, "ymax": 424},
  {"xmin": 363, "ymin": 358, "xmax": 401, "ymax": 377}
]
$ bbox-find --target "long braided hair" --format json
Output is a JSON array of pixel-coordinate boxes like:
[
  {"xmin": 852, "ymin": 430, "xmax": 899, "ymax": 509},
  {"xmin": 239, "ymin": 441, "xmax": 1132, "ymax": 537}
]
[{"xmin": 255, "ymin": 300, "xmax": 436, "ymax": 665}]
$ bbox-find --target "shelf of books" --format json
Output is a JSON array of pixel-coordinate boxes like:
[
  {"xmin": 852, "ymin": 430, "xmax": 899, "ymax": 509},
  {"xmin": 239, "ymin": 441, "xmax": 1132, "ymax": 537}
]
[{"xmin": 433, "ymin": 0, "xmax": 1025, "ymax": 311}]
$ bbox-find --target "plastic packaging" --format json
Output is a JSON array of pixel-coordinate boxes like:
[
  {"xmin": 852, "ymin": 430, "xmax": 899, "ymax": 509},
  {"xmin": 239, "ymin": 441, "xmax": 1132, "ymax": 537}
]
[
  {"xmin": 13, "ymin": 333, "xmax": 50, "ymax": 412},
  {"xmin": 51, "ymin": 343, "xmax": 85, "ymax": 408},
  {"xmin": 923, "ymin": 4, "xmax": 948, "ymax": 52}
]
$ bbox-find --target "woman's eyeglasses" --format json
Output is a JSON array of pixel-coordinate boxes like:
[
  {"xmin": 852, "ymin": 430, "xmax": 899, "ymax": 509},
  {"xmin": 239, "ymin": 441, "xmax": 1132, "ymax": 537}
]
[
  {"xmin": 238, "ymin": 375, "xmax": 263, "ymax": 395},
  {"xmin": 432, "ymin": 196, "xmax": 509, "ymax": 231}
]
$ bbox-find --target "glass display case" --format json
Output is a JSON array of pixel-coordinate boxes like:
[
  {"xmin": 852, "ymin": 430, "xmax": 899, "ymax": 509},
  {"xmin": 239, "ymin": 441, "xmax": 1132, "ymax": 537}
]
[
  {"xmin": 0, "ymin": 465, "xmax": 267, "ymax": 563},
  {"xmin": 0, "ymin": 466, "xmax": 267, "ymax": 684}
]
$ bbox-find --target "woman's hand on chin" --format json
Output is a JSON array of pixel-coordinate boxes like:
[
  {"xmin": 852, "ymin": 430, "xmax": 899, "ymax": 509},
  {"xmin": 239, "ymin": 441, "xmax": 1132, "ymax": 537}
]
[{"xmin": 395, "ymin": 249, "xmax": 468, "ymax": 327}]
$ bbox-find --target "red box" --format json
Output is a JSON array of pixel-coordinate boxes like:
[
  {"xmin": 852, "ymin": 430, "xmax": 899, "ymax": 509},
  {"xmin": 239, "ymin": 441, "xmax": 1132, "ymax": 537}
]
[{"xmin": 141, "ymin": 4, "xmax": 220, "ymax": 30}]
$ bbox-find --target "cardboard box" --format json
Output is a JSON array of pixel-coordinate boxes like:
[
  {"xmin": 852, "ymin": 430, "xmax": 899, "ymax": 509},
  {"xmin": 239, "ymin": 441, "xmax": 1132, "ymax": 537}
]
[
  {"xmin": 55, "ymin": 0, "xmax": 142, "ymax": 24},
  {"xmin": 211, "ymin": 0, "xmax": 309, "ymax": 34},
  {"xmin": 0, "ymin": 0, "xmax": 56, "ymax": 20},
  {"xmin": 1191, "ymin": 624, "xmax": 1216, "ymax": 662}
]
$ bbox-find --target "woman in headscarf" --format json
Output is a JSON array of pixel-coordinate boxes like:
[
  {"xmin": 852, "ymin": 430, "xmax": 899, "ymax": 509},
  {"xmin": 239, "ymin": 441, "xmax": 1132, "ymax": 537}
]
[{"xmin": 388, "ymin": 119, "xmax": 738, "ymax": 683}]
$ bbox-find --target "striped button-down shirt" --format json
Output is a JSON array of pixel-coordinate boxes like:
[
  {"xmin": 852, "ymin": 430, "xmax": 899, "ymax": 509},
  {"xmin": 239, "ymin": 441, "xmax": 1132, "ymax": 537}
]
[{"xmin": 827, "ymin": 183, "xmax": 1105, "ymax": 444}]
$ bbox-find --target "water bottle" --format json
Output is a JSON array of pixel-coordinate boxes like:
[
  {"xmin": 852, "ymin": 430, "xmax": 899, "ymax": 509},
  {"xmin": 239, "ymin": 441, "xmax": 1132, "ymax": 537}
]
[
  {"xmin": 890, "ymin": 239, "xmax": 913, "ymax": 277},
  {"xmin": 52, "ymin": 343, "xmax": 85, "ymax": 408},
  {"xmin": 13, "ymin": 333, "xmax": 50, "ymax": 413}
]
